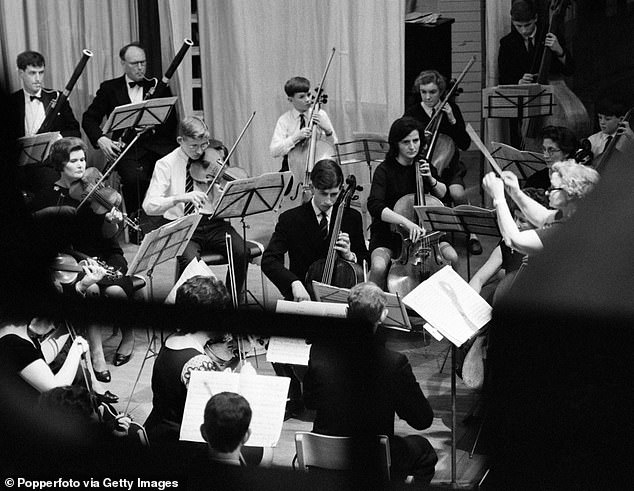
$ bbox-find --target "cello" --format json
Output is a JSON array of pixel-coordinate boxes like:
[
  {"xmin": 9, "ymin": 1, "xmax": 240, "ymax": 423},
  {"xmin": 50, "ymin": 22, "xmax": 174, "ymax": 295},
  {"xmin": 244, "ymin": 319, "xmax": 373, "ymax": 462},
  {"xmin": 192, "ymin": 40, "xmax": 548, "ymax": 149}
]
[
  {"xmin": 286, "ymin": 48, "xmax": 337, "ymax": 204},
  {"xmin": 521, "ymin": 0, "xmax": 591, "ymax": 151},
  {"xmin": 594, "ymin": 107, "xmax": 634, "ymax": 173},
  {"xmin": 305, "ymin": 175, "xmax": 364, "ymax": 298}
]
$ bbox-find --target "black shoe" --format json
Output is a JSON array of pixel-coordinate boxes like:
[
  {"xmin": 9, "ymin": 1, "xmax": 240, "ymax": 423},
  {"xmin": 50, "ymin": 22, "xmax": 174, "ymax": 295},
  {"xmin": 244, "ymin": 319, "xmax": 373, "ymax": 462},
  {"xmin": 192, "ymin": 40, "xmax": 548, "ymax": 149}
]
[
  {"xmin": 468, "ymin": 237, "xmax": 483, "ymax": 255},
  {"xmin": 96, "ymin": 390, "xmax": 119, "ymax": 404},
  {"xmin": 94, "ymin": 370, "xmax": 111, "ymax": 383},
  {"xmin": 113, "ymin": 353, "xmax": 131, "ymax": 367},
  {"xmin": 284, "ymin": 401, "xmax": 305, "ymax": 421}
]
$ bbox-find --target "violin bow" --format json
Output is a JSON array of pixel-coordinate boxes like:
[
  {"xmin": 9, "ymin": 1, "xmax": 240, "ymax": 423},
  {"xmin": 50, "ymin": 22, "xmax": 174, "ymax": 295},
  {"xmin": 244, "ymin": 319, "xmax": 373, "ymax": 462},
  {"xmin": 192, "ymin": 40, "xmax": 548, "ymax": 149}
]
[
  {"xmin": 225, "ymin": 233, "xmax": 248, "ymax": 370},
  {"xmin": 204, "ymin": 111, "xmax": 256, "ymax": 197},
  {"xmin": 466, "ymin": 123, "xmax": 504, "ymax": 177}
]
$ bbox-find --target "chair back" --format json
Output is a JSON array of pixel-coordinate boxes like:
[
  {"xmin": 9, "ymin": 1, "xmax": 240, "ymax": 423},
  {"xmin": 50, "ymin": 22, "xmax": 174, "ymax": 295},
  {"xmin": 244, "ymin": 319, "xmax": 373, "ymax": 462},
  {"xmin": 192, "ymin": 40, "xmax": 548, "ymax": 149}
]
[{"xmin": 294, "ymin": 432, "xmax": 390, "ymax": 480}]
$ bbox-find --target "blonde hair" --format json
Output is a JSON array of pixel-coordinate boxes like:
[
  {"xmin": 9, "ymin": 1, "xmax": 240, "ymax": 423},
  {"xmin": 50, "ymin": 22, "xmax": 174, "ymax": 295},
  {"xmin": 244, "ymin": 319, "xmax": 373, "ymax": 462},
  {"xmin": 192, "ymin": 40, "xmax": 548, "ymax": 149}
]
[
  {"xmin": 551, "ymin": 159, "xmax": 599, "ymax": 200},
  {"xmin": 179, "ymin": 116, "xmax": 210, "ymax": 140}
]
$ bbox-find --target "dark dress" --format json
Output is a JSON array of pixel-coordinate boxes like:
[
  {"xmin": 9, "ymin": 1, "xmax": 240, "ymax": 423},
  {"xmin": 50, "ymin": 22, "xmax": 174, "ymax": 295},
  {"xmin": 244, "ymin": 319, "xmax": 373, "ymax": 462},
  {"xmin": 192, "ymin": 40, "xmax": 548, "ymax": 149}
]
[
  {"xmin": 0, "ymin": 334, "xmax": 43, "ymax": 410},
  {"xmin": 366, "ymin": 155, "xmax": 441, "ymax": 253}
]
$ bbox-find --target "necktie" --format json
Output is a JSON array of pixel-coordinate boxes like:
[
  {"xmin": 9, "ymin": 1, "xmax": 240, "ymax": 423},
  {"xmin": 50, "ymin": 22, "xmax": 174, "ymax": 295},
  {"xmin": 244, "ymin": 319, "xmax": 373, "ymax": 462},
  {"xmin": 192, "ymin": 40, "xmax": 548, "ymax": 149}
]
[
  {"xmin": 318, "ymin": 212, "xmax": 328, "ymax": 240},
  {"xmin": 527, "ymin": 38, "xmax": 535, "ymax": 59},
  {"xmin": 603, "ymin": 135, "xmax": 613, "ymax": 153},
  {"xmin": 299, "ymin": 113, "xmax": 306, "ymax": 129},
  {"xmin": 128, "ymin": 80, "xmax": 143, "ymax": 88},
  {"xmin": 183, "ymin": 158, "xmax": 196, "ymax": 215},
  {"xmin": 30, "ymin": 95, "xmax": 42, "ymax": 102}
]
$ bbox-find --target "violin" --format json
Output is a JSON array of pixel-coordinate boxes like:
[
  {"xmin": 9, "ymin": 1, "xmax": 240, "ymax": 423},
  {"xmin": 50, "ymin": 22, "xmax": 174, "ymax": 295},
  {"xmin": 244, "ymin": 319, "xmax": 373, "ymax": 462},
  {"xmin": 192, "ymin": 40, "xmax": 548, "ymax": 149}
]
[
  {"xmin": 69, "ymin": 167, "xmax": 140, "ymax": 231},
  {"xmin": 305, "ymin": 175, "xmax": 365, "ymax": 299},
  {"xmin": 189, "ymin": 146, "xmax": 248, "ymax": 191},
  {"xmin": 50, "ymin": 252, "xmax": 122, "ymax": 285}
]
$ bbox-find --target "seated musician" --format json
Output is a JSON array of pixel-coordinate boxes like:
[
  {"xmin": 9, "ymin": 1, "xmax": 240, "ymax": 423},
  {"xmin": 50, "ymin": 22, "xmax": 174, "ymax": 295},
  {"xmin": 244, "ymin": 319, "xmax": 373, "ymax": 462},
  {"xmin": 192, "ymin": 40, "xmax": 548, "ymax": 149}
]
[
  {"xmin": 303, "ymin": 282, "xmax": 437, "ymax": 484},
  {"xmin": 404, "ymin": 69, "xmax": 482, "ymax": 254},
  {"xmin": 524, "ymin": 125, "xmax": 578, "ymax": 190},
  {"xmin": 269, "ymin": 76, "xmax": 337, "ymax": 172},
  {"xmin": 142, "ymin": 115, "xmax": 248, "ymax": 296},
  {"xmin": 367, "ymin": 116, "xmax": 457, "ymax": 290},
  {"xmin": 483, "ymin": 160, "xmax": 599, "ymax": 263},
  {"xmin": 587, "ymin": 96, "xmax": 634, "ymax": 160},
  {"xmin": 28, "ymin": 137, "xmax": 137, "ymax": 382}
]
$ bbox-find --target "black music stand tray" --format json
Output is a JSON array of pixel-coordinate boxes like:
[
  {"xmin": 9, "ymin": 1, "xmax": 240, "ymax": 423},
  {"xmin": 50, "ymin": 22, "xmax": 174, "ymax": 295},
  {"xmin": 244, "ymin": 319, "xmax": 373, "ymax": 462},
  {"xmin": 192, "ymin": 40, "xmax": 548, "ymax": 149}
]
[
  {"xmin": 490, "ymin": 141, "xmax": 547, "ymax": 184},
  {"xmin": 210, "ymin": 172, "xmax": 292, "ymax": 307},
  {"xmin": 482, "ymin": 84, "xmax": 554, "ymax": 121},
  {"xmin": 415, "ymin": 205, "xmax": 501, "ymax": 280},
  {"xmin": 17, "ymin": 131, "xmax": 61, "ymax": 165}
]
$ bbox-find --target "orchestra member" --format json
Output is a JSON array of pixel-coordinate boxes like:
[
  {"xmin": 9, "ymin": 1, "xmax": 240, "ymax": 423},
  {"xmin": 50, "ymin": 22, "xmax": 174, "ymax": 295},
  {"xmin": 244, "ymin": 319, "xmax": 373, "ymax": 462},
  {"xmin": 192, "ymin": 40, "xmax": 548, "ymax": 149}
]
[
  {"xmin": 82, "ymin": 42, "xmax": 177, "ymax": 224},
  {"xmin": 483, "ymin": 160, "xmax": 599, "ymax": 260},
  {"xmin": 367, "ymin": 116, "xmax": 456, "ymax": 290},
  {"xmin": 498, "ymin": 0, "xmax": 575, "ymax": 147},
  {"xmin": 404, "ymin": 69, "xmax": 482, "ymax": 254},
  {"xmin": 587, "ymin": 97, "xmax": 634, "ymax": 160},
  {"xmin": 28, "ymin": 137, "xmax": 137, "ymax": 381},
  {"xmin": 270, "ymin": 76, "xmax": 337, "ymax": 172},
  {"xmin": 303, "ymin": 282, "xmax": 437, "ymax": 484},
  {"xmin": 524, "ymin": 125, "xmax": 578, "ymax": 190},
  {"xmin": 142, "ymin": 116, "xmax": 248, "ymax": 294},
  {"xmin": 9, "ymin": 51, "xmax": 81, "ymax": 201}
]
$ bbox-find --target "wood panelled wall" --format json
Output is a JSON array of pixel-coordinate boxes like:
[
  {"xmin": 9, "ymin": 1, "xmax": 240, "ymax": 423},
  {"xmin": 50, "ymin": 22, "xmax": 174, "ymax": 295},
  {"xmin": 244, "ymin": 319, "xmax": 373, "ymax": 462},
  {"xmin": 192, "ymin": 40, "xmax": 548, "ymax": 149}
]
[{"xmin": 438, "ymin": 1, "xmax": 483, "ymax": 139}]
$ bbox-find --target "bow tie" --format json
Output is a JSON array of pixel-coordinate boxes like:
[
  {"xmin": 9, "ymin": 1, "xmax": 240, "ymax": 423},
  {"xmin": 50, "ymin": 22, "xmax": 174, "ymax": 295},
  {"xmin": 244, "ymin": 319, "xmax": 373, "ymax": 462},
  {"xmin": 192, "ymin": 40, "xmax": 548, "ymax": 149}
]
[
  {"xmin": 128, "ymin": 80, "xmax": 145, "ymax": 88},
  {"xmin": 30, "ymin": 95, "xmax": 42, "ymax": 102}
]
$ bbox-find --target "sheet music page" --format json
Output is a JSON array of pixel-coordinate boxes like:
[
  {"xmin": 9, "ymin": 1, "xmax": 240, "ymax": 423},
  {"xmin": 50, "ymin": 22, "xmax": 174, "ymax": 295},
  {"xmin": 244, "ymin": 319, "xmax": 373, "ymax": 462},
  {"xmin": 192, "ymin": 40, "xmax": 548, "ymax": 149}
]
[
  {"xmin": 102, "ymin": 101, "xmax": 143, "ymax": 134},
  {"xmin": 180, "ymin": 370, "xmax": 290, "ymax": 447},
  {"xmin": 136, "ymin": 96, "xmax": 178, "ymax": 126},
  {"xmin": 275, "ymin": 300, "xmax": 348, "ymax": 318},
  {"xmin": 266, "ymin": 337, "xmax": 311, "ymax": 365},
  {"xmin": 403, "ymin": 266, "xmax": 491, "ymax": 347}
]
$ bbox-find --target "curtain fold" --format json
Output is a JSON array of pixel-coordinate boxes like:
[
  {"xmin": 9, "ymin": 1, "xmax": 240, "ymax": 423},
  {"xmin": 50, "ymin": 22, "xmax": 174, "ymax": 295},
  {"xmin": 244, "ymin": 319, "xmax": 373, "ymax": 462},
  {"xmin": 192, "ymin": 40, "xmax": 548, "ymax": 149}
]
[{"xmin": 197, "ymin": 0, "xmax": 404, "ymax": 175}]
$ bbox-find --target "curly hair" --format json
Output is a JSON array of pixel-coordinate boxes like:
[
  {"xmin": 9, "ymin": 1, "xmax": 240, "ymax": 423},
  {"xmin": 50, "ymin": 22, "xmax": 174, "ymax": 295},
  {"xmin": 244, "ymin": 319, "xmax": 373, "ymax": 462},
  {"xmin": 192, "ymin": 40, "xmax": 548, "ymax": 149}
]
[
  {"xmin": 39, "ymin": 385, "xmax": 94, "ymax": 422},
  {"xmin": 412, "ymin": 69, "xmax": 447, "ymax": 97},
  {"xmin": 551, "ymin": 159, "xmax": 599, "ymax": 200},
  {"xmin": 175, "ymin": 275, "xmax": 230, "ymax": 308}
]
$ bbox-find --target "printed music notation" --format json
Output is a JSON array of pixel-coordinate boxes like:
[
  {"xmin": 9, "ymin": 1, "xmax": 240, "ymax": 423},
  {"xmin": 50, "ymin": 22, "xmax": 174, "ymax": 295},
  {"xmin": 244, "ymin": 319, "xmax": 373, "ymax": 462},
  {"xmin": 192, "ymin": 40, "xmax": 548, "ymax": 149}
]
[{"xmin": 266, "ymin": 337, "xmax": 311, "ymax": 366}]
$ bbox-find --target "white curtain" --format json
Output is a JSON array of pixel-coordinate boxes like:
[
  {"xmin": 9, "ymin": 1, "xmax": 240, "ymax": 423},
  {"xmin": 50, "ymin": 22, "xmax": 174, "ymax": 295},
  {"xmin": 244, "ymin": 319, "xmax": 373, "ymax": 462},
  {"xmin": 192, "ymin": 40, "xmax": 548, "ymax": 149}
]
[
  {"xmin": 485, "ymin": 0, "xmax": 511, "ymax": 148},
  {"xmin": 158, "ymin": 0, "xmax": 193, "ymax": 118},
  {"xmin": 197, "ymin": 0, "xmax": 405, "ymax": 176},
  {"xmin": 0, "ymin": 0, "xmax": 138, "ymax": 123}
]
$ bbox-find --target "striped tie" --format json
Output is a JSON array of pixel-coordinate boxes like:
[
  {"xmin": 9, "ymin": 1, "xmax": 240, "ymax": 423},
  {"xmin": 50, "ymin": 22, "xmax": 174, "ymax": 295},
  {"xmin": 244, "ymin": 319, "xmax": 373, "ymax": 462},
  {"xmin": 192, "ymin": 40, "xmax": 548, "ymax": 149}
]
[
  {"xmin": 183, "ymin": 158, "xmax": 196, "ymax": 215},
  {"xmin": 319, "ymin": 212, "xmax": 328, "ymax": 240}
]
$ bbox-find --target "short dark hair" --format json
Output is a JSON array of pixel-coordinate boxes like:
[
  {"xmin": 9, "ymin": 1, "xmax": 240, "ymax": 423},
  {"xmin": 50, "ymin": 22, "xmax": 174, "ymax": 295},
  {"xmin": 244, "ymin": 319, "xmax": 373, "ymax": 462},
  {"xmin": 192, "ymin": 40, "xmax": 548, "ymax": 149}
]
[
  {"xmin": 119, "ymin": 42, "xmax": 145, "ymax": 61},
  {"xmin": 412, "ymin": 69, "xmax": 447, "ymax": 97},
  {"xmin": 284, "ymin": 76, "xmax": 310, "ymax": 97},
  {"xmin": 17, "ymin": 51, "xmax": 45, "ymax": 70},
  {"xmin": 511, "ymin": 0, "xmax": 537, "ymax": 21},
  {"xmin": 176, "ymin": 275, "xmax": 230, "ymax": 308},
  {"xmin": 387, "ymin": 116, "xmax": 422, "ymax": 160},
  {"xmin": 347, "ymin": 282, "xmax": 387, "ymax": 327},
  {"xmin": 202, "ymin": 392, "xmax": 252, "ymax": 453},
  {"xmin": 48, "ymin": 137, "xmax": 88, "ymax": 172},
  {"xmin": 310, "ymin": 158, "xmax": 343, "ymax": 190},
  {"xmin": 541, "ymin": 125, "xmax": 578, "ymax": 159},
  {"xmin": 39, "ymin": 385, "xmax": 94, "ymax": 422},
  {"xmin": 595, "ymin": 97, "xmax": 627, "ymax": 118}
]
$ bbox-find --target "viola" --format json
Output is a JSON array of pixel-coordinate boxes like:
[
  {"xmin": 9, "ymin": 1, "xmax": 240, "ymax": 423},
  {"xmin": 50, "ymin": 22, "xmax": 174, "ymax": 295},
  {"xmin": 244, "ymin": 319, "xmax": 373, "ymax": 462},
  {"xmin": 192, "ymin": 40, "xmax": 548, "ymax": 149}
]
[
  {"xmin": 305, "ymin": 175, "xmax": 365, "ymax": 299},
  {"xmin": 50, "ymin": 252, "xmax": 122, "ymax": 285},
  {"xmin": 69, "ymin": 167, "xmax": 140, "ymax": 231},
  {"xmin": 189, "ymin": 146, "xmax": 249, "ymax": 191}
]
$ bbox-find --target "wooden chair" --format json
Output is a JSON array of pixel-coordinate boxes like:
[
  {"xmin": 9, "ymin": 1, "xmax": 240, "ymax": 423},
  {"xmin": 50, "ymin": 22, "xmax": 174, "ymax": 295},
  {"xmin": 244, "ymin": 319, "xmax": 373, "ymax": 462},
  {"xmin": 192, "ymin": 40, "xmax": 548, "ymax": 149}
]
[{"xmin": 294, "ymin": 431, "xmax": 391, "ymax": 481}]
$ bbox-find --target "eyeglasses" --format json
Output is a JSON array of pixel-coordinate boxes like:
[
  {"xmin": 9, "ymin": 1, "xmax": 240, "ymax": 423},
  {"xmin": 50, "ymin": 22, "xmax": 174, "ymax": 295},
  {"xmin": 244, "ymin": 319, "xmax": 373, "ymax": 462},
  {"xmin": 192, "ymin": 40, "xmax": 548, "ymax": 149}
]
[
  {"xmin": 542, "ymin": 146, "xmax": 563, "ymax": 156},
  {"xmin": 545, "ymin": 187, "xmax": 565, "ymax": 195},
  {"xmin": 185, "ymin": 141, "xmax": 210, "ymax": 152}
]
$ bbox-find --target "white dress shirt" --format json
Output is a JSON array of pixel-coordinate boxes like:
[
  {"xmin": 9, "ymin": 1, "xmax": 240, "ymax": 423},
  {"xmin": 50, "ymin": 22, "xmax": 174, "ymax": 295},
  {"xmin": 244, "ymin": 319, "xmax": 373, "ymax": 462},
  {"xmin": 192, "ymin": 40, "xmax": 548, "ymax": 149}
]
[
  {"xmin": 23, "ymin": 90, "xmax": 46, "ymax": 136},
  {"xmin": 125, "ymin": 75, "xmax": 144, "ymax": 104},
  {"xmin": 143, "ymin": 147, "xmax": 217, "ymax": 220},
  {"xmin": 588, "ymin": 131, "xmax": 614, "ymax": 157},
  {"xmin": 269, "ymin": 107, "xmax": 337, "ymax": 158}
]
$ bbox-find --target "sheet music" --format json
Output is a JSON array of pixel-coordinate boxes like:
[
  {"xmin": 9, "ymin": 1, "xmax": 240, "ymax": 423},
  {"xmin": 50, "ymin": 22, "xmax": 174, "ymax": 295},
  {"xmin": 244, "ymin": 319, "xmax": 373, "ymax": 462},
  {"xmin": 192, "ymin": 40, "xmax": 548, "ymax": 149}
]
[
  {"xmin": 17, "ymin": 131, "xmax": 61, "ymax": 165},
  {"xmin": 266, "ymin": 337, "xmax": 311, "ymax": 365},
  {"xmin": 275, "ymin": 299, "xmax": 348, "ymax": 318},
  {"xmin": 403, "ymin": 266, "xmax": 491, "ymax": 347},
  {"xmin": 102, "ymin": 96, "xmax": 177, "ymax": 133},
  {"xmin": 164, "ymin": 258, "xmax": 216, "ymax": 304},
  {"xmin": 136, "ymin": 96, "xmax": 178, "ymax": 126},
  {"xmin": 180, "ymin": 370, "xmax": 289, "ymax": 447}
]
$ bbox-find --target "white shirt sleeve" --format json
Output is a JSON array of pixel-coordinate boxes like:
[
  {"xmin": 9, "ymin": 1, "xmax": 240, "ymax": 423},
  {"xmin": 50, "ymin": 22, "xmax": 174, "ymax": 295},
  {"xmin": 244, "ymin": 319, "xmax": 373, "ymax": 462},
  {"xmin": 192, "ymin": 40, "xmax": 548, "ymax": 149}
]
[
  {"xmin": 270, "ymin": 113, "xmax": 296, "ymax": 158},
  {"xmin": 142, "ymin": 156, "xmax": 177, "ymax": 216}
]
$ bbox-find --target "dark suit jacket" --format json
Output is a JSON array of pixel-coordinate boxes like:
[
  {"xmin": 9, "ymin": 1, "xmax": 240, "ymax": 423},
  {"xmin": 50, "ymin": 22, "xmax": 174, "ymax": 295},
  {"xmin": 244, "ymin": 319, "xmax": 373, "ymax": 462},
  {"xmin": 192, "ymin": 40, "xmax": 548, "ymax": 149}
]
[
  {"xmin": 9, "ymin": 89, "xmax": 81, "ymax": 140},
  {"xmin": 261, "ymin": 201, "xmax": 369, "ymax": 300},
  {"xmin": 82, "ymin": 75, "xmax": 177, "ymax": 157},
  {"xmin": 498, "ymin": 26, "xmax": 575, "ymax": 85},
  {"xmin": 303, "ymin": 336, "xmax": 434, "ymax": 438}
]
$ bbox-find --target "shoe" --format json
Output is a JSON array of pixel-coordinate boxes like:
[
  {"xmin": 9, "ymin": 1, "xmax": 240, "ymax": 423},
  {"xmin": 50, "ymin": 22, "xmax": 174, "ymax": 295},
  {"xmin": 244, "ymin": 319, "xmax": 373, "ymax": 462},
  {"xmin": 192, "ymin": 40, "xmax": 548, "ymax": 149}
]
[
  {"xmin": 96, "ymin": 390, "xmax": 119, "ymax": 404},
  {"xmin": 468, "ymin": 237, "xmax": 483, "ymax": 255},
  {"xmin": 94, "ymin": 370, "xmax": 111, "ymax": 383},
  {"xmin": 113, "ymin": 353, "xmax": 131, "ymax": 367},
  {"xmin": 284, "ymin": 401, "xmax": 305, "ymax": 421}
]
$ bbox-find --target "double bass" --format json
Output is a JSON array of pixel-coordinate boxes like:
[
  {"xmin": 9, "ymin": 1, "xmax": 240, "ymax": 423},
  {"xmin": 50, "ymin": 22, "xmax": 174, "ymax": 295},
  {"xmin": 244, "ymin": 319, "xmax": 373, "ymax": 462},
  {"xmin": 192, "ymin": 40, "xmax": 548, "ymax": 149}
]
[
  {"xmin": 305, "ymin": 175, "xmax": 364, "ymax": 298},
  {"xmin": 594, "ymin": 107, "xmax": 634, "ymax": 173},
  {"xmin": 522, "ymin": 0, "xmax": 591, "ymax": 151}
]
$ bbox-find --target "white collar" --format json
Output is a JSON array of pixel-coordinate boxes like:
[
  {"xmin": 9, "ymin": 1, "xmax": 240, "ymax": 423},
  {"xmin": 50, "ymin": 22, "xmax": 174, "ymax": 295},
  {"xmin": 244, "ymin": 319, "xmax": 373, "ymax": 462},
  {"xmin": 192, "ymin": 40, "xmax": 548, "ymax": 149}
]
[{"xmin": 311, "ymin": 199, "xmax": 331, "ymax": 221}]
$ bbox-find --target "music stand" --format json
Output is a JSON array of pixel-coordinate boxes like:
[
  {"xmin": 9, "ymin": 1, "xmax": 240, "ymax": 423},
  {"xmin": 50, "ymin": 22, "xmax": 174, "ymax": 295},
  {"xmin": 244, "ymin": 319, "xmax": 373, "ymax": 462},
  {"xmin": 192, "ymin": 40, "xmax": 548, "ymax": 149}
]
[
  {"xmin": 210, "ymin": 171, "xmax": 292, "ymax": 306},
  {"xmin": 490, "ymin": 141, "xmax": 547, "ymax": 184},
  {"xmin": 415, "ymin": 205, "xmax": 500, "ymax": 280},
  {"xmin": 482, "ymin": 84, "xmax": 554, "ymax": 121},
  {"xmin": 312, "ymin": 281, "xmax": 412, "ymax": 331},
  {"xmin": 17, "ymin": 131, "xmax": 61, "ymax": 165}
]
